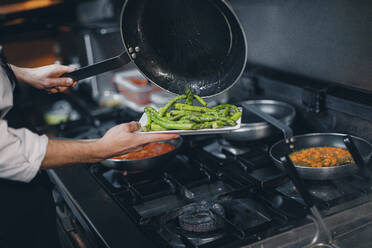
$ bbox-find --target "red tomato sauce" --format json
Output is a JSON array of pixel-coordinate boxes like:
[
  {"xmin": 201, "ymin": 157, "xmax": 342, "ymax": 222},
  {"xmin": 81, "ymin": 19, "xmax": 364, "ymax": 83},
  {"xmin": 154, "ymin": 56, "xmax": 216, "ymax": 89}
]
[{"xmin": 112, "ymin": 143, "xmax": 175, "ymax": 160}]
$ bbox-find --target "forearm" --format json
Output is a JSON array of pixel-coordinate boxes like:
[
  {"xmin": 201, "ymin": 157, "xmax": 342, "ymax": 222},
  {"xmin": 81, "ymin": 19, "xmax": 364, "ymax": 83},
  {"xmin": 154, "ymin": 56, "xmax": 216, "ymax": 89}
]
[
  {"xmin": 41, "ymin": 139, "xmax": 108, "ymax": 169},
  {"xmin": 9, "ymin": 65, "xmax": 28, "ymax": 83}
]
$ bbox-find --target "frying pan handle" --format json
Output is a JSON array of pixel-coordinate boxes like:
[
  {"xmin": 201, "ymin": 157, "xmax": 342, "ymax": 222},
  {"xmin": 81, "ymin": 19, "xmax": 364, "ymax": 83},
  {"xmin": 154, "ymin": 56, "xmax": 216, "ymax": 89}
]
[
  {"xmin": 61, "ymin": 52, "xmax": 131, "ymax": 81},
  {"xmin": 280, "ymin": 156, "xmax": 315, "ymax": 208},
  {"xmin": 343, "ymin": 135, "xmax": 372, "ymax": 180},
  {"xmin": 281, "ymin": 156, "xmax": 334, "ymax": 245},
  {"xmin": 242, "ymin": 103, "xmax": 294, "ymax": 142}
]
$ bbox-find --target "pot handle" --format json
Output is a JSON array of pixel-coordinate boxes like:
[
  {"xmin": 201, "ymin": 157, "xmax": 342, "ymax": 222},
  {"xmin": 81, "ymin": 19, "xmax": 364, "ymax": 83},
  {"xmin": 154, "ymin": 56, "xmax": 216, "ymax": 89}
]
[
  {"xmin": 343, "ymin": 135, "xmax": 372, "ymax": 180},
  {"xmin": 280, "ymin": 156, "xmax": 314, "ymax": 208},
  {"xmin": 242, "ymin": 103, "xmax": 294, "ymax": 142},
  {"xmin": 61, "ymin": 52, "xmax": 131, "ymax": 81},
  {"xmin": 280, "ymin": 156, "xmax": 334, "ymax": 245}
]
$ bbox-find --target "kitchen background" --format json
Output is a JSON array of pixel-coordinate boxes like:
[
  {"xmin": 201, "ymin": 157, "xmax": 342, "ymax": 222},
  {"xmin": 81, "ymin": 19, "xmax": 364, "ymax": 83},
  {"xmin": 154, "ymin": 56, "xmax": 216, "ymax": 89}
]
[
  {"xmin": 1, "ymin": 1, "xmax": 372, "ymax": 248},
  {"xmin": 1, "ymin": 0, "xmax": 371, "ymax": 139}
]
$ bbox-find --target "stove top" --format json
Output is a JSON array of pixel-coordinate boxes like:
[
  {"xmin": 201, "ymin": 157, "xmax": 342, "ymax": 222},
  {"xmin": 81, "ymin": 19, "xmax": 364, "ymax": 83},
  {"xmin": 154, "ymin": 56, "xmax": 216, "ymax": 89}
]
[
  {"xmin": 53, "ymin": 108, "xmax": 372, "ymax": 248},
  {"xmin": 89, "ymin": 143, "xmax": 305, "ymax": 248}
]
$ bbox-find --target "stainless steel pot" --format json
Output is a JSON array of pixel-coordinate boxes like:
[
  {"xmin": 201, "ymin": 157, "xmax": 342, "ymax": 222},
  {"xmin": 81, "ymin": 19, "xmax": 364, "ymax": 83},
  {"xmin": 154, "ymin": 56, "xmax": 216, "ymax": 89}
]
[{"xmin": 223, "ymin": 100, "xmax": 296, "ymax": 141}]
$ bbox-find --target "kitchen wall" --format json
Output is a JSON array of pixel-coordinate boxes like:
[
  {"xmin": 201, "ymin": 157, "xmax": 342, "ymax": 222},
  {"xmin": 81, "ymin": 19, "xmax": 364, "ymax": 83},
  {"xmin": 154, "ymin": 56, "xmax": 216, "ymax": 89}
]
[{"xmin": 229, "ymin": 0, "xmax": 372, "ymax": 93}]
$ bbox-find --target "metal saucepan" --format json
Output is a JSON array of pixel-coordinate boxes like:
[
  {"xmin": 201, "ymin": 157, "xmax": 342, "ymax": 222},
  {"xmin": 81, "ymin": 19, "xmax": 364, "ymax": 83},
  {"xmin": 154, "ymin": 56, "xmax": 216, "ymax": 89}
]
[
  {"xmin": 63, "ymin": 0, "xmax": 247, "ymax": 97},
  {"xmin": 101, "ymin": 137, "xmax": 183, "ymax": 171},
  {"xmin": 242, "ymin": 103, "xmax": 372, "ymax": 180},
  {"xmin": 223, "ymin": 100, "xmax": 296, "ymax": 141}
]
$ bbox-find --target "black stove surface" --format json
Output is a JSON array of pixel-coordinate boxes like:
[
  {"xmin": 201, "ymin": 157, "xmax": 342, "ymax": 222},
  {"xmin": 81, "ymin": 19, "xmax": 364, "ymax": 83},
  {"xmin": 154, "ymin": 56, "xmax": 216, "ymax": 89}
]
[
  {"xmin": 89, "ymin": 144, "xmax": 306, "ymax": 248},
  {"xmin": 52, "ymin": 108, "xmax": 372, "ymax": 248}
]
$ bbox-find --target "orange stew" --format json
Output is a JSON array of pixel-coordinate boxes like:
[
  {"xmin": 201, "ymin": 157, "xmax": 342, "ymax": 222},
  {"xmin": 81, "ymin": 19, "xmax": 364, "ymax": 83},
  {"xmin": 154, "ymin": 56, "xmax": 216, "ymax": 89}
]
[
  {"xmin": 112, "ymin": 143, "xmax": 175, "ymax": 160},
  {"xmin": 289, "ymin": 147, "xmax": 354, "ymax": 168}
]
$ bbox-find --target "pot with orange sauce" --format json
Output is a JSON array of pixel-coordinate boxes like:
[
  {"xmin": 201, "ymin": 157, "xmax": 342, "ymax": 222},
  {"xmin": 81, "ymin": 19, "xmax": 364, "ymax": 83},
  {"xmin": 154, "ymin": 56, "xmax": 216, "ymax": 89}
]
[{"xmin": 101, "ymin": 137, "xmax": 183, "ymax": 171}]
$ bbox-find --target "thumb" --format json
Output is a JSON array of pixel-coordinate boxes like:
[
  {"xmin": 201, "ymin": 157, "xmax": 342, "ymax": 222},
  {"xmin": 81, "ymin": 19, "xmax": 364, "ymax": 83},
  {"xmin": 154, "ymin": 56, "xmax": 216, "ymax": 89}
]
[
  {"xmin": 137, "ymin": 133, "xmax": 179, "ymax": 144},
  {"xmin": 122, "ymin": 121, "xmax": 141, "ymax": 133}
]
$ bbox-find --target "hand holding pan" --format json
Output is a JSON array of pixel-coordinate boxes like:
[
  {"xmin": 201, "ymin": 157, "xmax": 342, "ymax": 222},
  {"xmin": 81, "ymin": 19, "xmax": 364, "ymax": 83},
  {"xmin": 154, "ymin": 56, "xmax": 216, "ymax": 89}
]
[{"xmin": 62, "ymin": 0, "xmax": 248, "ymax": 97}]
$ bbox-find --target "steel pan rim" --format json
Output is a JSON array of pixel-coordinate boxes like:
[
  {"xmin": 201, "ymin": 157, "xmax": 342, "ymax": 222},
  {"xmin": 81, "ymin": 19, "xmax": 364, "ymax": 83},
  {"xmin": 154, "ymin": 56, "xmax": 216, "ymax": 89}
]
[
  {"xmin": 231, "ymin": 117, "xmax": 293, "ymax": 131},
  {"xmin": 224, "ymin": 100, "xmax": 296, "ymax": 141},
  {"xmin": 240, "ymin": 99, "xmax": 296, "ymax": 126},
  {"xmin": 119, "ymin": 0, "xmax": 248, "ymax": 98},
  {"xmin": 269, "ymin": 133, "xmax": 372, "ymax": 172}
]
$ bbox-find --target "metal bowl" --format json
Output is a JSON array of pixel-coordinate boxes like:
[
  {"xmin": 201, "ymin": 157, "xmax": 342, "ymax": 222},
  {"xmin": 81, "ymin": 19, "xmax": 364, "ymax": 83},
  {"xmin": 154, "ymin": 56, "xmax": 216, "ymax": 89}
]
[
  {"xmin": 223, "ymin": 100, "xmax": 296, "ymax": 141},
  {"xmin": 270, "ymin": 133, "xmax": 372, "ymax": 180},
  {"xmin": 101, "ymin": 137, "xmax": 183, "ymax": 171}
]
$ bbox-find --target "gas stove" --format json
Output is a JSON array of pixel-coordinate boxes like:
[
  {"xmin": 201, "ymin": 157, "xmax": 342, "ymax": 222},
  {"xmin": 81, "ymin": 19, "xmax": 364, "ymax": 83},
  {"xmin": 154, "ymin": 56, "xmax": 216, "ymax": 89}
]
[
  {"xmin": 48, "ymin": 108, "xmax": 372, "ymax": 248},
  {"xmin": 89, "ymin": 137, "xmax": 305, "ymax": 248}
]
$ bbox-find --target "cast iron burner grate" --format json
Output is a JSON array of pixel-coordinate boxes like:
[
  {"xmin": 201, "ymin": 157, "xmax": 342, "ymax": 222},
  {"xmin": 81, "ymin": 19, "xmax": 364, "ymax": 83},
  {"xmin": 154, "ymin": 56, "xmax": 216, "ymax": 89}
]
[
  {"xmin": 159, "ymin": 201, "xmax": 228, "ymax": 247},
  {"xmin": 178, "ymin": 202, "xmax": 225, "ymax": 233}
]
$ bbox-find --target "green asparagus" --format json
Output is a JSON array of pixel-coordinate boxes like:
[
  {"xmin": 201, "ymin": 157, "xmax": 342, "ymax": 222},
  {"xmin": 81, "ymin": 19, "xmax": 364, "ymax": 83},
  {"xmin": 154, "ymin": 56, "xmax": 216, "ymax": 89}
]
[{"xmin": 142, "ymin": 90, "xmax": 241, "ymax": 131}]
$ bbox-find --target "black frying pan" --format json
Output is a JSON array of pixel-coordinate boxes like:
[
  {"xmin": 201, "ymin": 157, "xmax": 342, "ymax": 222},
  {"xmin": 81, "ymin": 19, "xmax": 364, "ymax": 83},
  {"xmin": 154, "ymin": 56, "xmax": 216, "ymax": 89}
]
[
  {"xmin": 100, "ymin": 137, "xmax": 183, "ymax": 171},
  {"xmin": 63, "ymin": 0, "xmax": 247, "ymax": 97}
]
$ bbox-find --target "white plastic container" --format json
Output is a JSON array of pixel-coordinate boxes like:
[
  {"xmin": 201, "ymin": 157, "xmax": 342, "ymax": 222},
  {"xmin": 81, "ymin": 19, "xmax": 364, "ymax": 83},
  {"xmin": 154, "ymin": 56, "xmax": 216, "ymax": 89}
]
[{"xmin": 113, "ymin": 69, "xmax": 154, "ymax": 105}]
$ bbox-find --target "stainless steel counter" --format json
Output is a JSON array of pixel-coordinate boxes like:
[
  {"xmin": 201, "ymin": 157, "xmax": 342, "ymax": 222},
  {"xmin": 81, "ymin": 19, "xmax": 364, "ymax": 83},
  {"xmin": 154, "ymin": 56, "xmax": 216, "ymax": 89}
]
[{"xmin": 244, "ymin": 198, "xmax": 372, "ymax": 248}]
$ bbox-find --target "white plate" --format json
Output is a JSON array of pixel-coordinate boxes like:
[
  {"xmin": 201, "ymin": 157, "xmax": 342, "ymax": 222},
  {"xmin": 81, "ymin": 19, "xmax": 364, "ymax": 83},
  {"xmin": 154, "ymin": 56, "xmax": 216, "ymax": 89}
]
[{"xmin": 138, "ymin": 107, "xmax": 242, "ymax": 135}]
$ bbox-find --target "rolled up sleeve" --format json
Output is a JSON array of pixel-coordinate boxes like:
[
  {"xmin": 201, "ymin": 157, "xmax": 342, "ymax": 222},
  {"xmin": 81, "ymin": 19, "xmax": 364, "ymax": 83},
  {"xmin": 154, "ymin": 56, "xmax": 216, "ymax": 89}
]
[{"xmin": 0, "ymin": 119, "xmax": 48, "ymax": 182}]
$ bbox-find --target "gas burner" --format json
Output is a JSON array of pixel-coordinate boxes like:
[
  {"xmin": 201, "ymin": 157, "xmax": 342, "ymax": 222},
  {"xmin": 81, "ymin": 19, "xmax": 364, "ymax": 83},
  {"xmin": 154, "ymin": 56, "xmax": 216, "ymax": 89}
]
[
  {"xmin": 102, "ymin": 170, "xmax": 126, "ymax": 189},
  {"xmin": 203, "ymin": 139, "xmax": 268, "ymax": 159},
  {"xmin": 178, "ymin": 202, "xmax": 225, "ymax": 233},
  {"xmin": 218, "ymin": 139, "xmax": 253, "ymax": 156},
  {"xmin": 159, "ymin": 201, "xmax": 227, "ymax": 247},
  {"xmin": 203, "ymin": 140, "xmax": 251, "ymax": 159}
]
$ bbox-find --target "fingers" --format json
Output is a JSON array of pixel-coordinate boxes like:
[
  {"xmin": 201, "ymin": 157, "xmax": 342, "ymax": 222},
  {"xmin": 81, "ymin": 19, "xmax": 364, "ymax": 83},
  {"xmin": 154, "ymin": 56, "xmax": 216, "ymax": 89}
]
[
  {"xmin": 56, "ymin": 86, "xmax": 70, "ymax": 93},
  {"xmin": 48, "ymin": 88, "xmax": 59, "ymax": 94},
  {"xmin": 46, "ymin": 77, "xmax": 74, "ymax": 88},
  {"xmin": 50, "ymin": 64, "xmax": 76, "ymax": 76},
  {"xmin": 39, "ymin": 64, "xmax": 77, "ymax": 90},
  {"xmin": 124, "ymin": 146, "xmax": 143, "ymax": 153},
  {"xmin": 121, "ymin": 121, "xmax": 141, "ymax": 132},
  {"xmin": 137, "ymin": 133, "xmax": 179, "ymax": 144}
]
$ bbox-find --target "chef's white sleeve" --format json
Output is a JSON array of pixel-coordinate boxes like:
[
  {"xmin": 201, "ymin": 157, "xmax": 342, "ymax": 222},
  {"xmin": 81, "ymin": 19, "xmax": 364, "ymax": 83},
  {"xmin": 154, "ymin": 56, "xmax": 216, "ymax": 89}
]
[{"xmin": 0, "ymin": 119, "xmax": 48, "ymax": 183}]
